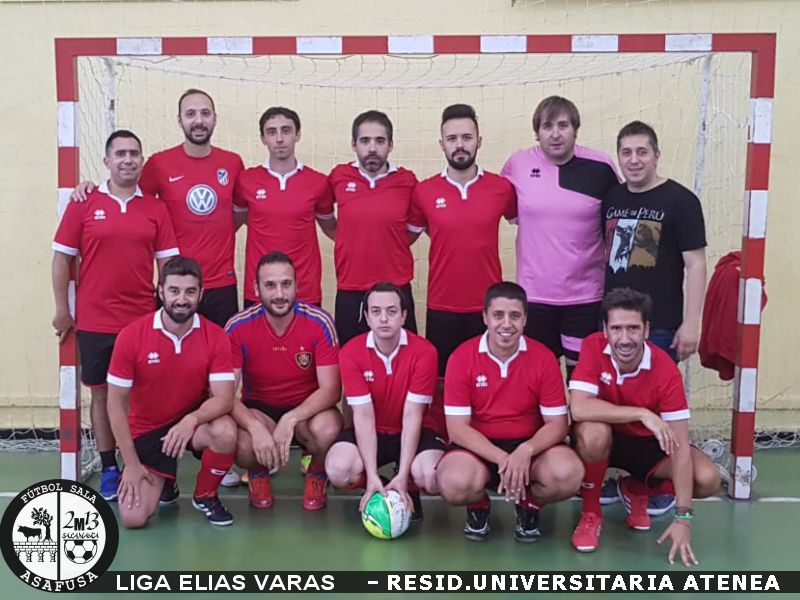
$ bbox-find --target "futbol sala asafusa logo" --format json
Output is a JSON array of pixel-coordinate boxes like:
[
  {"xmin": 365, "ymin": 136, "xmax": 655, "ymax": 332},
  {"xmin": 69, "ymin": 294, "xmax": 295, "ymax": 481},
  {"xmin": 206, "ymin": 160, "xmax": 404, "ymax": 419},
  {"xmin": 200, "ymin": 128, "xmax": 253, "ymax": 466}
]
[{"xmin": 1, "ymin": 479, "xmax": 118, "ymax": 592}]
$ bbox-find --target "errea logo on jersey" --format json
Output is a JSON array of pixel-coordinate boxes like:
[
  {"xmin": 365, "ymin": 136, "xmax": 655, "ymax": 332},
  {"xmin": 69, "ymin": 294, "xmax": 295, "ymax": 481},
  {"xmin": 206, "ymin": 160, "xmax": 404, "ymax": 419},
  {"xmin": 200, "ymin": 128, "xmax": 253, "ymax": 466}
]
[
  {"xmin": 435, "ymin": 197, "xmax": 447, "ymax": 209},
  {"xmin": 475, "ymin": 374, "xmax": 488, "ymax": 388},
  {"xmin": 600, "ymin": 371, "xmax": 612, "ymax": 385},
  {"xmin": 345, "ymin": 182, "xmax": 357, "ymax": 192},
  {"xmin": 255, "ymin": 188, "xmax": 267, "ymax": 200},
  {"xmin": 363, "ymin": 370, "xmax": 375, "ymax": 383},
  {"xmin": 147, "ymin": 352, "xmax": 160, "ymax": 365},
  {"xmin": 186, "ymin": 185, "xmax": 218, "ymax": 216},
  {"xmin": 93, "ymin": 210, "xmax": 106, "ymax": 221}
]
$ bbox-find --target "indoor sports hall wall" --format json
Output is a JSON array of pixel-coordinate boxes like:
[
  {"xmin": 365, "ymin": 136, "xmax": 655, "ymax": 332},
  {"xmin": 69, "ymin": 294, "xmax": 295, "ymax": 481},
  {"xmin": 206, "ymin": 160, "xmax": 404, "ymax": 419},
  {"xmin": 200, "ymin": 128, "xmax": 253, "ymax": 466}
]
[{"xmin": 0, "ymin": 0, "xmax": 797, "ymax": 437}]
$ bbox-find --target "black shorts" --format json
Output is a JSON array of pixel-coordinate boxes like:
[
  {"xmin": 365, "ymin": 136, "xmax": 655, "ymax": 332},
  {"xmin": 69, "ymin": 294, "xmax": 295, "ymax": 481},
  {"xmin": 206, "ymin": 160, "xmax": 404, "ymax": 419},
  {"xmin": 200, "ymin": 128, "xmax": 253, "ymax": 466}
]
[
  {"xmin": 132, "ymin": 420, "xmax": 198, "ymax": 480},
  {"xmin": 425, "ymin": 309, "xmax": 485, "ymax": 376},
  {"xmin": 335, "ymin": 284, "xmax": 417, "ymax": 346},
  {"xmin": 244, "ymin": 400, "xmax": 303, "ymax": 447},
  {"xmin": 447, "ymin": 437, "xmax": 529, "ymax": 490},
  {"xmin": 524, "ymin": 301, "xmax": 601, "ymax": 361},
  {"xmin": 199, "ymin": 284, "xmax": 239, "ymax": 328},
  {"xmin": 77, "ymin": 331, "xmax": 117, "ymax": 386},
  {"xmin": 609, "ymin": 432, "xmax": 668, "ymax": 487},
  {"xmin": 334, "ymin": 427, "xmax": 445, "ymax": 467}
]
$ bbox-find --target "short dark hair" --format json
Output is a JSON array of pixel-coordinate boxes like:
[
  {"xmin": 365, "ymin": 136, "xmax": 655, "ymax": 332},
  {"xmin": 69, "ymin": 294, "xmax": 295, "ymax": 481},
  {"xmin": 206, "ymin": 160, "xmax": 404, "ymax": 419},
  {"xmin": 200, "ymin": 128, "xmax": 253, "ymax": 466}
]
[
  {"xmin": 259, "ymin": 106, "xmax": 301, "ymax": 136},
  {"xmin": 617, "ymin": 120, "xmax": 660, "ymax": 154},
  {"xmin": 532, "ymin": 96, "xmax": 580, "ymax": 135},
  {"xmin": 363, "ymin": 282, "xmax": 407, "ymax": 313},
  {"xmin": 105, "ymin": 129, "xmax": 142, "ymax": 155},
  {"xmin": 256, "ymin": 250, "xmax": 295, "ymax": 280},
  {"xmin": 178, "ymin": 88, "xmax": 216, "ymax": 114},
  {"xmin": 351, "ymin": 110, "xmax": 393, "ymax": 143},
  {"xmin": 601, "ymin": 287, "xmax": 652, "ymax": 324},
  {"xmin": 441, "ymin": 103, "xmax": 479, "ymax": 133},
  {"xmin": 483, "ymin": 281, "xmax": 528, "ymax": 314},
  {"xmin": 159, "ymin": 256, "xmax": 202, "ymax": 288}
]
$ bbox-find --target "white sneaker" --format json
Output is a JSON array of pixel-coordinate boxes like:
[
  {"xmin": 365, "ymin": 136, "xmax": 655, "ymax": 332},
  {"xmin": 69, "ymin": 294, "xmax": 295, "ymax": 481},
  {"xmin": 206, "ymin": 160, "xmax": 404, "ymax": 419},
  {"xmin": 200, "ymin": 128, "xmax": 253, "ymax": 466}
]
[{"xmin": 220, "ymin": 469, "xmax": 242, "ymax": 488}]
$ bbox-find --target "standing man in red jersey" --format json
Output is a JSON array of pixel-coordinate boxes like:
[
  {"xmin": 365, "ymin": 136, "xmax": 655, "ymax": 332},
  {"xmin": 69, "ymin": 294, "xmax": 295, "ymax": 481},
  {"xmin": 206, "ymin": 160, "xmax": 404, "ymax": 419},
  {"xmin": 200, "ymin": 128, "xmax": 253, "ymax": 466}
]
[
  {"xmin": 52, "ymin": 130, "xmax": 179, "ymax": 502},
  {"xmin": 72, "ymin": 89, "xmax": 245, "ymax": 489},
  {"xmin": 328, "ymin": 110, "xmax": 418, "ymax": 346},
  {"xmin": 107, "ymin": 257, "xmax": 239, "ymax": 528},
  {"xmin": 234, "ymin": 106, "xmax": 335, "ymax": 308},
  {"xmin": 226, "ymin": 252, "xmax": 342, "ymax": 511},
  {"xmin": 72, "ymin": 89, "xmax": 244, "ymax": 327},
  {"xmin": 409, "ymin": 104, "xmax": 517, "ymax": 376}
]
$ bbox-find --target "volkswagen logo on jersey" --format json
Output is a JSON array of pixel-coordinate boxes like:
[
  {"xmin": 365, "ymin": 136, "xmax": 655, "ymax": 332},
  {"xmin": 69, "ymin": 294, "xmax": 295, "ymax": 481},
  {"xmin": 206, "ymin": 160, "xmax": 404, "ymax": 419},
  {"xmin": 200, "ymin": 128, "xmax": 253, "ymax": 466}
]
[
  {"xmin": 186, "ymin": 185, "xmax": 218, "ymax": 216},
  {"xmin": 217, "ymin": 168, "xmax": 229, "ymax": 186}
]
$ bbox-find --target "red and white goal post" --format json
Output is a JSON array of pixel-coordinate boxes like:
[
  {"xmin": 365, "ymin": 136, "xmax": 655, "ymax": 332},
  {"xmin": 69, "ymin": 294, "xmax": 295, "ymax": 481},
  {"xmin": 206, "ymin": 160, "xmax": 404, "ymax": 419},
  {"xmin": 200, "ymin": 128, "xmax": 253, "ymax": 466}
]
[{"xmin": 55, "ymin": 33, "xmax": 775, "ymax": 499}]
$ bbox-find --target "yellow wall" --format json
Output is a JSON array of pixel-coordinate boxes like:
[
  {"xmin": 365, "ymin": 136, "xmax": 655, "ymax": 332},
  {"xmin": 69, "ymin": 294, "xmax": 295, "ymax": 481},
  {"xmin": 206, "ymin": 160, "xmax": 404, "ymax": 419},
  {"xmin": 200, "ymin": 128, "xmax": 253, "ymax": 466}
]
[{"xmin": 0, "ymin": 0, "xmax": 797, "ymax": 431}]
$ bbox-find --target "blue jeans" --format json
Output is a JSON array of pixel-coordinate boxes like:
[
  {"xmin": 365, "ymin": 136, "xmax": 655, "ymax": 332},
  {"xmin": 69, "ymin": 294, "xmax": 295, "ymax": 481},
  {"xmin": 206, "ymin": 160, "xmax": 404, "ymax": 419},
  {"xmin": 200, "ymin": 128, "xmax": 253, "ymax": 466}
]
[{"xmin": 647, "ymin": 329, "xmax": 679, "ymax": 363}]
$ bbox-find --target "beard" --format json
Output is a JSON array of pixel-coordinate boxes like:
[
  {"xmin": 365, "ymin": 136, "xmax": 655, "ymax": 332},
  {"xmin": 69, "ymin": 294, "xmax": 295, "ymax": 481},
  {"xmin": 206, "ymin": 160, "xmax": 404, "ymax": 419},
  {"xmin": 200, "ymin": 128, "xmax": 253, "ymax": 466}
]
[
  {"xmin": 262, "ymin": 297, "xmax": 294, "ymax": 318},
  {"xmin": 446, "ymin": 151, "xmax": 476, "ymax": 171},
  {"xmin": 184, "ymin": 125, "xmax": 213, "ymax": 146},
  {"xmin": 163, "ymin": 302, "xmax": 196, "ymax": 324}
]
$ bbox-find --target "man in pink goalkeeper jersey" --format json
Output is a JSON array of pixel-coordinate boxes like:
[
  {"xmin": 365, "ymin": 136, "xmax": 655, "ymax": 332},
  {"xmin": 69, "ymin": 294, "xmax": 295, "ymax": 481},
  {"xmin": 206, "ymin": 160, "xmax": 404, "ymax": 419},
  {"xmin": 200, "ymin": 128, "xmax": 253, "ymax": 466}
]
[{"xmin": 501, "ymin": 96, "xmax": 619, "ymax": 380}]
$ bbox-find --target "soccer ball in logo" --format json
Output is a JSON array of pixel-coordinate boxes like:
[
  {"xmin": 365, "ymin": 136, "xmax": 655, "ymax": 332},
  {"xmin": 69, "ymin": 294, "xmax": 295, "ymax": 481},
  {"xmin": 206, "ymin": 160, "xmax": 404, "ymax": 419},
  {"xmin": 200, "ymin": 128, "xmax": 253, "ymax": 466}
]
[{"xmin": 64, "ymin": 539, "xmax": 97, "ymax": 564}]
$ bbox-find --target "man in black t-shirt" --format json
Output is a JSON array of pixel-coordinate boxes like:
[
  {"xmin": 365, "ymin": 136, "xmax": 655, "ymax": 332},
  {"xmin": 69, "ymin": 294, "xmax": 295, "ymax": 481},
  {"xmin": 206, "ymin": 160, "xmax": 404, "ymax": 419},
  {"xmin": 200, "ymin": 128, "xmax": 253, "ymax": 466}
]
[{"xmin": 603, "ymin": 121, "xmax": 707, "ymax": 363}]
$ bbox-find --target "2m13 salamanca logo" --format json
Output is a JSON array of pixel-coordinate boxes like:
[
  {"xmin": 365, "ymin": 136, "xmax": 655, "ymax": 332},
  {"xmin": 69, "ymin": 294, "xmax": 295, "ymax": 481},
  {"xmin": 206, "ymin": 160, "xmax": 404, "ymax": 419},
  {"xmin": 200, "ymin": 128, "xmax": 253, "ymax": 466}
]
[{"xmin": 1, "ymin": 479, "xmax": 118, "ymax": 592}]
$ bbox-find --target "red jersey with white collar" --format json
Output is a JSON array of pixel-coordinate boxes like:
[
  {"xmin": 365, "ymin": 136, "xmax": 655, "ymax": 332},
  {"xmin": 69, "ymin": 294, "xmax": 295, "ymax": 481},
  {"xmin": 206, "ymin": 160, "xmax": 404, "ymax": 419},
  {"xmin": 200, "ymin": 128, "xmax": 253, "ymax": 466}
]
[
  {"xmin": 409, "ymin": 168, "xmax": 517, "ymax": 312},
  {"xmin": 233, "ymin": 161, "xmax": 334, "ymax": 305},
  {"xmin": 340, "ymin": 330, "xmax": 439, "ymax": 435},
  {"xmin": 225, "ymin": 302, "xmax": 338, "ymax": 409},
  {"xmin": 53, "ymin": 182, "xmax": 179, "ymax": 334},
  {"xmin": 139, "ymin": 145, "xmax": 244, "ymax": 289},
  {"xmin": 107, "ymin": 311, "xmax": 235, "ymax": 438},
  {"xmin": 444, "ymin": 333, "xmax": 567, "ymax": 439},
  {"xmin": 328, "ymin": 163, "xmax": 417, "ymax": 290},
  {"xmin": 568, "ymin": 332, "xmax": 690, "ymax": 438}
]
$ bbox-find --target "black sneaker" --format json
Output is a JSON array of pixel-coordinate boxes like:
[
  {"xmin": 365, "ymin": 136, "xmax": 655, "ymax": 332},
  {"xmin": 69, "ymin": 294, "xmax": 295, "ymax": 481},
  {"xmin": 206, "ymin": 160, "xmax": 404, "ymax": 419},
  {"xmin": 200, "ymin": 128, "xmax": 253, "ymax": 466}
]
[
  {"xmin": 192, "ymin": 495, "xmax": 234, "ymax": 526},
  {"xmin": 410, "ymin": 490, "xmax": 423, "ymax": 523},
  {"xmin": 514, "ymin": 504, "xmax": 541, "ymax": 543},
  {"xmin": 463, "ymin": 505, "xmax": 491, "ymax": 541},
  {"xmin": 159, "ymin": 479, "xmax": 180, "ymax": 506}
]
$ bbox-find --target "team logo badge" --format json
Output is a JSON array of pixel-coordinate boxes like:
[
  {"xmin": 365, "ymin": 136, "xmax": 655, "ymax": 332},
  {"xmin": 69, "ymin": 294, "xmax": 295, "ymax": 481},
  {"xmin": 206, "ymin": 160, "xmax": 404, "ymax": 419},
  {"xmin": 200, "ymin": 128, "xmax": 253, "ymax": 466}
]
[
  {"xmin": 186, "ymin": 185, "xmax": 218, "ymax": 216},
  {"xmin": 1, "ymin": 479, "xmax": 118, "ymax": 592},
  {"xmin": 217, "ymin": 168, "xmax": 229, "ymax": 186},
  {"xmin": 295, "ymin": 351, "xmax": 312, "ymax": 369}
]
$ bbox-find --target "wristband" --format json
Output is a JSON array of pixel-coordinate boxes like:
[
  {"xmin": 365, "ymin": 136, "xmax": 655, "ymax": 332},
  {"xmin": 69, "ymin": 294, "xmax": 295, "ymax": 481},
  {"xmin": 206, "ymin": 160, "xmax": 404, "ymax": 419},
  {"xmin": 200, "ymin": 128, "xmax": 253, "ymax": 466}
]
[
  {"xmin": 674, "ymin": 506, "xmax": 694, "ymax": 518},
  {"xmin": 673, "ymin": 518, "xmax": 692, "ymax": 529}
]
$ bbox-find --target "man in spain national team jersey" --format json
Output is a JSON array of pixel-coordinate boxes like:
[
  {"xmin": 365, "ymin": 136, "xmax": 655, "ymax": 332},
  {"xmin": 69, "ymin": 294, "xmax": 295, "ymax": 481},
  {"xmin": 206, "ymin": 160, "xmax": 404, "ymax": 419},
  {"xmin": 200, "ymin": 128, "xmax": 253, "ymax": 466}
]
[{"xmin": 226, "ymin": 251, "xmax": 342, "ymax": 511}]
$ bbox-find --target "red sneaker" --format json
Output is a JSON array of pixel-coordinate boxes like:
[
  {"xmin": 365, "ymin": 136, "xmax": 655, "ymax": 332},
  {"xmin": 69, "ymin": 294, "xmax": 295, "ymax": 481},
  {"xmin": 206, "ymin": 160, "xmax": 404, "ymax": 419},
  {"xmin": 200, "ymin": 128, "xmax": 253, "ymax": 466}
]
[
  {"xmin": 572, "ymin": 512, "xmax": 602, "ymax": 552},
  {"xmin": 248, "ymin": 470, "xmax": 274, "ymax": 509},
  {"xmin": 303, "ymin": 471, "xmax": 328, "ymax": 511},
  {"xmin": 618, "ymin": 476, "xmax": 651, "ymax": 531}
]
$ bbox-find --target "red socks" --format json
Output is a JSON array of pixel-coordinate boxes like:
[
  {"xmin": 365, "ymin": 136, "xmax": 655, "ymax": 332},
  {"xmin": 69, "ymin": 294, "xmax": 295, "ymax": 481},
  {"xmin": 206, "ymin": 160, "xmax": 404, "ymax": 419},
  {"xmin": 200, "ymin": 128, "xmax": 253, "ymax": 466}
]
[
  {"xmin": 467, "ymin": 494, "xmax": 490, "ymax": 512},
  {"xmin": 194, "ymin": 449, "xmax": 235, "ymax": 498},
  {"xmin": 581, "ymin": 461, "xmax": 608, "ymax": 516}
]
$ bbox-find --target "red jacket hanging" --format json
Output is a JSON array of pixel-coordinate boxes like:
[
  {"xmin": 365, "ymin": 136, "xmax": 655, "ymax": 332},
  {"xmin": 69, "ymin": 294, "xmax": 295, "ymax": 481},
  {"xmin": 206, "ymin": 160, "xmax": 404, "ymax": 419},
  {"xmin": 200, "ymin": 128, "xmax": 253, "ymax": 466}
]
[{"xmin": 699, "ymin": 251, "xmax": 767, "ymax": 381}]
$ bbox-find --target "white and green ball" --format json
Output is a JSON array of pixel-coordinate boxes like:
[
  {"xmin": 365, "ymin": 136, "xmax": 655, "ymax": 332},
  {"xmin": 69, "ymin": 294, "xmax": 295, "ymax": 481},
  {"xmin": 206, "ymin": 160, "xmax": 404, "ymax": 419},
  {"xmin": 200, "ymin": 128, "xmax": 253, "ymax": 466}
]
[{"xmin": 361, "ymin": 490, "xmax": 410, "ymax": 540}]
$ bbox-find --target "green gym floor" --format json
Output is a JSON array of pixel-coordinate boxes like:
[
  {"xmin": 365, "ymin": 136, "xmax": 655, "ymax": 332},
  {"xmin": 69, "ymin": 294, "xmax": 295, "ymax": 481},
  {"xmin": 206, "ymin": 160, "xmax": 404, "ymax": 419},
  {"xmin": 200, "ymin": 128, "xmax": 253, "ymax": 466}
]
[{"xmin": 2, "ymin": 449, "xmax": 798, "ymax": 599}]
